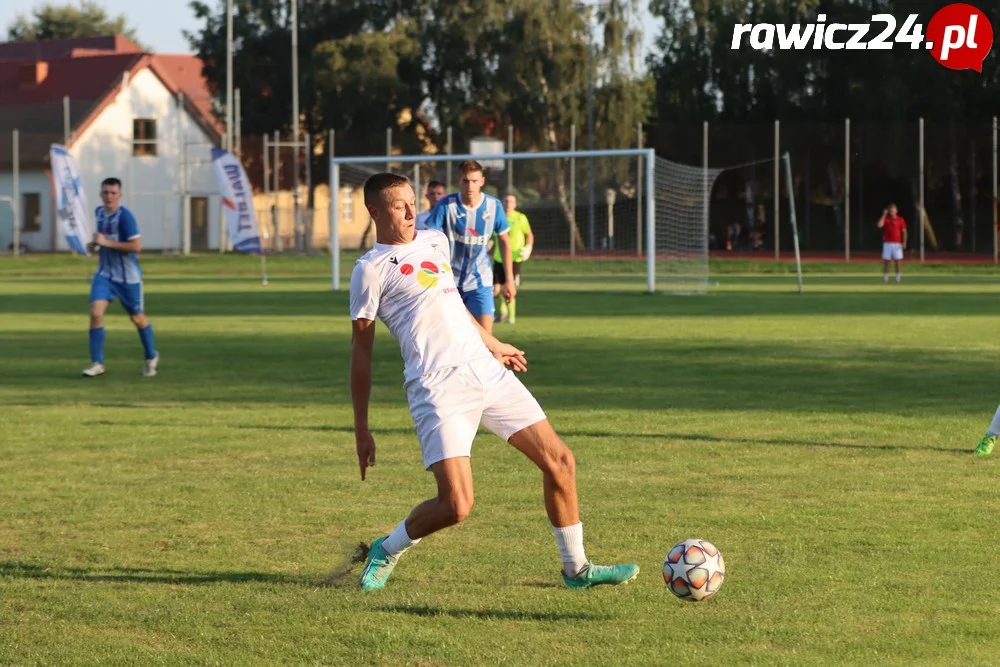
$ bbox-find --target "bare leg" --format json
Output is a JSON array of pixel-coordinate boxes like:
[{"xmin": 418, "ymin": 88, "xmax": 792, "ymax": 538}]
[
  {"xmin": 507, "ymin": 420, "xmax": 578, "ymax": 527},
  {"xmin": 403, "ymin": 456, "xmax": 475, "ymax": 539},
  {"xmin": 89, "ymin": 299, "xmax": 109, "ymax": 329}
]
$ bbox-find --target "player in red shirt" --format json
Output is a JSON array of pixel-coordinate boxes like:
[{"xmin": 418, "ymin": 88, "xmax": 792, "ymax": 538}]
[{"xmin": 877, "ymin": 203, "xmax": 908, "ymax": 283}]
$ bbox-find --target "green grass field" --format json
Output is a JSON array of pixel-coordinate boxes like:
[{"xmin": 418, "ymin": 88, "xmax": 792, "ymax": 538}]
[{"xmin": 2, "ymin": 254, "xmax": 1000, "ymax": 665}]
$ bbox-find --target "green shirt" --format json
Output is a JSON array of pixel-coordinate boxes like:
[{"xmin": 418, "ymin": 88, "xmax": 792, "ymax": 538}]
[{"xmin": 493, "ymin": 210, "xmax": 532, "ymax": 263}]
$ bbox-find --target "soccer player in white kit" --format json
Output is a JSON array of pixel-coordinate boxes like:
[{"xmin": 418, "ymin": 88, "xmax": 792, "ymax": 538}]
[{"xmin": 350, "ymin": 173, "xmax": 639, "ymax": 591}]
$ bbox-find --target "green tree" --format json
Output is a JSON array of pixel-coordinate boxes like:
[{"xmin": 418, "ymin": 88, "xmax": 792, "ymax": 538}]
[
  {"xmin": 649, "ymin": 0, "xmax": 1000, "ymax": 122},
  {"xmin": 419, "ymin": 0, "xmax": 649, "ymax": 245},
  {"xmin": 185, "ymin": 0, "xmax": 426, "ymax": 203},
  {"xmin": 6, "ymin": 1, "xmax": 141, "ymax": 44}
]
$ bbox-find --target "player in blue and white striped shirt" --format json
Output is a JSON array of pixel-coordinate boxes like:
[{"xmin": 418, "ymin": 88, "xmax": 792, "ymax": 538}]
[
  {"xmin": 423, "ymin": 160, "xmax": 516, "ymax": 333},
  {"xmin": 81, "ymin": 177, "xmax": 159, "ymax": 378}
]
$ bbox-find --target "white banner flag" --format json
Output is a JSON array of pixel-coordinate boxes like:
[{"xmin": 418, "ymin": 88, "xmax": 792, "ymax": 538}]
[
  {"xmin": 211, "ymin": 148, "xmax": 262, "ymax": 254},
  {"xmin": 49, "ymin": 144, "xmax": 91, "ymax": 255}
]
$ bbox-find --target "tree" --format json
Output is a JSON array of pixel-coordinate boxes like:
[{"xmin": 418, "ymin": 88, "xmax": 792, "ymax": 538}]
[
  {"xmin": 7, "ymin": 1, "xmax": 141, "ymax": 44},
  {"xmin": 419, "ymin": 0, "xmax": 649, "ymax": 246},
  {"xmin": 649, "ymin": 0, "xmax": 1000, "ymax": 123},
  {"xmin": 648, "ymin": 0, "xmax": 1000, "ymax": 251},
  {"xmin": 185, "ymin": 0, "xmax": 427, "ymax": 198}
]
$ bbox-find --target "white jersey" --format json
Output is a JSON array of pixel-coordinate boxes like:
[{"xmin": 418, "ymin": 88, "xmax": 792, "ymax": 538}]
[{"xmin": 350, "ymin": 229, "xmax": 494, "ymax": 384}]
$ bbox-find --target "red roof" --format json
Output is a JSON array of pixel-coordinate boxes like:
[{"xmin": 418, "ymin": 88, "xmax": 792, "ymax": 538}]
[
  {"xmin": 0, "ymin": 53, "xmax": 142, "ymax": 106},
  {"xmin": 0, "ymin": 35, "xmax": 221, "ymax": 168},
  {"xmin": 0, "ymin": 35, "xmax": 141, "ymax": 62}
]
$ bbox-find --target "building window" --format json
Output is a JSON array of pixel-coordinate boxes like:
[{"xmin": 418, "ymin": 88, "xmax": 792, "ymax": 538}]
[
  {"xmin": 22, "ymin": 192, "xmax": 41, "ymax": 232},
  {"xmin": 133, "ymin": 119, "xmax": 157, "ymax": 157}
]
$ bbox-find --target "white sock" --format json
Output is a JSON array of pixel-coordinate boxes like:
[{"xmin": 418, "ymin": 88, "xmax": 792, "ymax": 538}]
[
  {"xmin": 552, "ymin": 522, "xmax": 588, "ymax": 577},
  {"xmin": 987, "ymin": 404, "xmax": 1000, "ymax": 436},
  {"xmin": 381, "ymin": 519, "xmax": 420, "ymax": 557}
]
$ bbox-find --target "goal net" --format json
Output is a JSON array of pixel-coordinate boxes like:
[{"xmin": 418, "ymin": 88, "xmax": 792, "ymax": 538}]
[{"xmin": 328, "ymin": 149, "xmax": 798, "ymax": 293}]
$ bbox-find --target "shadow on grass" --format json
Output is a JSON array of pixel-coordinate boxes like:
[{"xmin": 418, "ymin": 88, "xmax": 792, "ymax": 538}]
[
  {"xmin": 2, "ymin": 304, "xmax": 997, "ymax": 417},
  {"xmin": 375, "ymin": 604, "xmax": 608, "ymax": 622},
  {"xmin": 3, "ymin": 283, "xmax": 1000, "ymax": 319},
  {"xmin": 234, "ymin": 424, "xmax": 964, "ymax": 454},
  {"xmin": 79, "ymin": 421, "xmax": 964, "ymax": 454},
  {"xmin": 0, "ymin": 561, "xmax": 316, "ymax": 586}
]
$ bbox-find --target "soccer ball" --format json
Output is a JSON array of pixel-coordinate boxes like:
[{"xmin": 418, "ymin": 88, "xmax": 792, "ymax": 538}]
[{"xmin": 663, "ymin": 538, "xmax": 726, "ymax": 602}]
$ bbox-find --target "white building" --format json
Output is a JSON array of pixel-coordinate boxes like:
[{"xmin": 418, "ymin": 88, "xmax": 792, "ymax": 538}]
[{"xmin": 0, "ymin": 35, "xmax": 224, "ymax": 253}]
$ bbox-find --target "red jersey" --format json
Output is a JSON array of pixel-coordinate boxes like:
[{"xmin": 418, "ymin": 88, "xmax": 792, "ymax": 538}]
[{"xmin": 882, "ymin": 215, "xmax": 906, "ymax": 243}]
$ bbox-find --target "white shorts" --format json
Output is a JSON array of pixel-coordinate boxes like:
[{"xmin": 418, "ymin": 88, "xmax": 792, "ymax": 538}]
[
  {"xmin": 406, "ymin": 356, "xmax": 547, "ymax": 469},
  {"xmin": 882, "ymin": 242, "xmax": 903, "ymax": 261}
]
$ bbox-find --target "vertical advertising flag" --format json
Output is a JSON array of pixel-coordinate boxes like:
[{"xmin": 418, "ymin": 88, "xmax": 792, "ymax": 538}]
[
  {"xmin": 49, "ymin": 144, "xmax": 91, "ymax": 255},
  {"xmin": 211, "ymin": 148, "xmax": 262, "ymax": 254}
]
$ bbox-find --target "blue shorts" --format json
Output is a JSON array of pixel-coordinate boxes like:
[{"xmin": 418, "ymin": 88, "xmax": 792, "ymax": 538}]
[
  {"xmin": 91, "ymin": 274, "xmax": 144, "ymax": 315},
  {"xmin": 460, "ymin": 285, "xmax": 495, "ymax": 318}
]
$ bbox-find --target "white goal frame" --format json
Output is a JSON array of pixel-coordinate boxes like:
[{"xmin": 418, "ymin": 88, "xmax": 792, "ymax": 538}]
[
  {"xmin": 328, "ymin": 149, "xmax": 803, "ymax": 294},
  {"xmin": 329, "ymin": 149, "xmax": 656, "ymax": 292}
]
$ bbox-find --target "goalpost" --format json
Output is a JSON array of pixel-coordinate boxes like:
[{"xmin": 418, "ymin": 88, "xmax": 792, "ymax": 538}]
[{"xmin": 328, "ymin": 149, "xmax": 803, "ymax": 293}]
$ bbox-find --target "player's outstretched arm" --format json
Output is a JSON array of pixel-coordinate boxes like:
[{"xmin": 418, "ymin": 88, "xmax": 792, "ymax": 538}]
[
  {"xmin": 351, "ymin": 318, "xmax": 377, "ymax": 480},
  {"xmin": 467, "ymin": 311, "xmax": 527, "ymax": 372}
]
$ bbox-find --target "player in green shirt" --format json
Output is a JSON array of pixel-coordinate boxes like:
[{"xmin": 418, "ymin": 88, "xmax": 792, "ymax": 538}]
[{"xmin": 493, "ymin": 194, "xmax": 534, "ymax": 324}]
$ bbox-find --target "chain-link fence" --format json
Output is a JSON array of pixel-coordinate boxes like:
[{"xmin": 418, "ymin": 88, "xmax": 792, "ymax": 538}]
[
  {"xmin": 2, "ymin": 117, "xmax": 997, "ymax": 258},
  {"xmin": 650, "ymin": 118, "xmax": 999, "ymax": 258}
]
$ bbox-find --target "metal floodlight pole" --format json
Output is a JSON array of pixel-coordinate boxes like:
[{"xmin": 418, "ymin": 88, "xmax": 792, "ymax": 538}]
[
  {"xmin": 993, "ymin": 116, "xmax": 1000, "ymax": 264},
  {"xmin": 845, "ymin": 118, "xmax": 851, "ymax": 261},
  {"xmin": 331, "ymin": 160, "xmax": 340, "ymax": 290},
  {"xmin": 225, "ymin": 0, "xmax": 233, "ymax": 152},
  {"xmin": 586, "ymin": 21, "xmax": 595, "ymax": 251},
  {"xmin": 235, "ymin": 88, "xmax": 241, "ymax": 157},
  {"xmin": 305, "ymin": 133, "xmax": 312, "ymax": 252},
  {"xmin": 291, "ymin": 0, "xmax": 301, "ymax": 251},
  {"xmin": 507, "ymin": 124, "xmax": 514, "ymax": 195},
  {"xmin": 703, "ymin": 121, "xmax": 709, "ymax": 258},
  {"xmin": 570, "ymin": 123, "xmax": 576, "ymax": 258},
  {"xmin": 446, "ymin": 126, "xmax": 453, "ymax": 191},
  {"xmin": 774, "ymin": 119, "xmax": 780, "ymax": 260},
  {"xmin": 919, "ymin": 117, "xmax": 925, "ymax": 263},
  {"xmin": 329, "ymin": 129, "xmax": 338, "ymax": 289},
  {"xmin": 13, "ymin": 128, "xmax": 20, "ymax": 256},
  {"xmin": 645, "ymin": 147, "xmax": 655, "ymax": 293},
  {"xmin": 386, "ymin": 127, "xmax": 392, "ymax": 172},
  {"xmin": 63, "ymin": 96, "xmax": 70, "ymax": 145},
  {"xmin": 636, "ymin": 121, "xmax": 643, "ymax": 257},
  {"xmin": 263, "ymin": 133, "xmax": 270, "ymax": 198}
]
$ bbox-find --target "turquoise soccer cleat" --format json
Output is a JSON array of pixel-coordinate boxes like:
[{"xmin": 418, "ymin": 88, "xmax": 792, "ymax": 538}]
[
  {"xmin": 974, "ymin": 434, "xmax": 997, "ymax": 457},
  {"xmin": 358, "ymin": 536, "xmax": 399, "ymax": 591},
  {"xmin": 562, "ymin": 561, "xmax": 640, "ymax": 590}
]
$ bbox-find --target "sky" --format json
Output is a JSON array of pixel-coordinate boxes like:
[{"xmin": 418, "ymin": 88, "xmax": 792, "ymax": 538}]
[{"xmin": 0, "ymin": 0, "xmax": 659, "ymax": 62}]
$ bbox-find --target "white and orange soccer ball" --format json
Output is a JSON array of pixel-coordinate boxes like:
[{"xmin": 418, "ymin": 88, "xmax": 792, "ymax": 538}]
[{"xmin": 663, "ymin": 538, "xmax": 726, "ymax": 601}]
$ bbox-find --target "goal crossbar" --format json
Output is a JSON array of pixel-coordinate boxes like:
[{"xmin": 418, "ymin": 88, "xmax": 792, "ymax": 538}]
[{"xmin": 328, "ymin": 148, "xmax": 656, "ymax": 292}]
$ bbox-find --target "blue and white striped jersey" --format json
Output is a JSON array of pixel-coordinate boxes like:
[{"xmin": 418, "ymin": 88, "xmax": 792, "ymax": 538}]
[
  {"xmin": 423, "ymin": 193, "xmax": 509, "ymax": 292},
  {"xmin": 95, "ymin": 205, "xmax": 142, "ymax": 284}
]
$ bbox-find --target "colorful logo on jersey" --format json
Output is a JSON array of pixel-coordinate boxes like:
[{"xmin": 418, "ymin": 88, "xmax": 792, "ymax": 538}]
[
  {"xmin": 399, "ymin": 260, "xmax": 450, "ymax": 289},
  {"xmin": 417, "ymin": 261, "xmax": 440, "ymax": 288}
]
